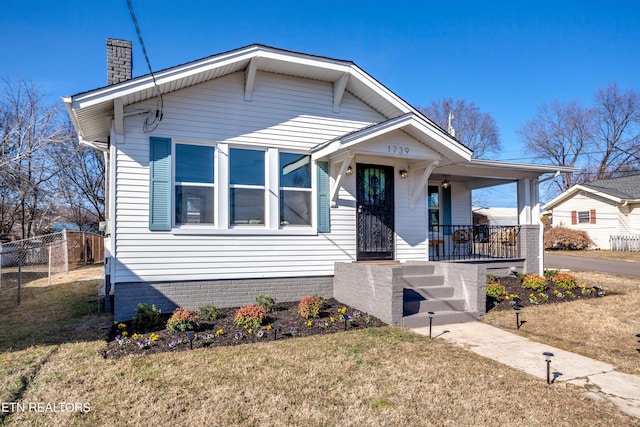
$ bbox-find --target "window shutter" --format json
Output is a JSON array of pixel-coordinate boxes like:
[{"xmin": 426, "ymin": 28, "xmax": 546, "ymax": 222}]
[
  {"xmin": 442, "ymin": 186, "xmax": 452, "ymax": 234},
  {"xmin": 149, "ymin": 137, "xmax": 172, "ymax": 231},
  {"xmin": 571, "ymin": 211, "xmax": 577, "ymax": 225},
  {"xmin": 317, "ymin": 161, "xmax": 330, "ymax": 233},
  {"xmin": 590, "ymin": 209, "xmax": 596, "ymax": 224}
]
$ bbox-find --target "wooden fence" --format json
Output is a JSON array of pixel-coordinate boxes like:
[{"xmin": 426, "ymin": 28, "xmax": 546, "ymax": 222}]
[{"xmin": 610, "ymin": 235, "xmax": 640, "ymax": 252}]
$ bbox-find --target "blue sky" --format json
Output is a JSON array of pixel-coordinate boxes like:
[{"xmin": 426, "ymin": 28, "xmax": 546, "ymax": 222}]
[{"xmin": 2, "ymin": 1, "xmax": 639, "ymax": 204}]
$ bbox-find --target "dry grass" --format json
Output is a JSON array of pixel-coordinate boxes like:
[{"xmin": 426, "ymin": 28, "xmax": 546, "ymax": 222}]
[
  {"xmin": 1, "ymin": 267, "xmax": 639, "ymax": 426},
  {"xmin": 482, "ymin": 272, "xmax": 640, "ymax": 375},
  {"xmin": 547, "ymin": 250, "xmax": 640, "ymax": 263}
]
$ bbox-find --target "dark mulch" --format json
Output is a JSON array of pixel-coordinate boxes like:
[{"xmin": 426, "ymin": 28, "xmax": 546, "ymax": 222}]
[
  {"xmin": 103, "ymin": 299, "xmax": 385, "ymax": 359},
  {"xmin": 486, "ymin": 274, "xmax": 609, "ymax": 313}
]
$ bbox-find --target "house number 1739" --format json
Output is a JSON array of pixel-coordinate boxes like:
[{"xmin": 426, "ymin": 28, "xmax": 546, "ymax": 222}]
[{"xmin": 388, "ymin": 145, "xmax": 410, "ymax": 155}]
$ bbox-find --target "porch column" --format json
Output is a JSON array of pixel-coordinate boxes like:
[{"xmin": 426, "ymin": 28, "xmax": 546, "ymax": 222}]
[{"xmin": 517, "ymin": 178, "xmax": 539, "ymax": 225}]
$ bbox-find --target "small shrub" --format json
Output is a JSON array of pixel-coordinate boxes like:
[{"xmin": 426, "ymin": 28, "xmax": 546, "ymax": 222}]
[
  {"xmin": 196, "ymin": 304, "xmax": 218, "ymax": 322},
  {"xmin": 166, "ymin": 308, "xmax": 200, "ymax": 332},
  {"xmin": 132, "ymin": 303, "xmax": 163, "ymax": 331},
  {"xmin": 313, "ymin": 294, "xmax": 328, "ymax": 310},
  {"xmin": 544, "ymin": 225, "xmax": 594, "ymax": 250},
  {"xmin": 298, "ymin": 296, "xmax": 321, "ymax": 319},
  {"xmin": 552, "ymin": 272, "xmax": 578, "ymax": 289},
  {"xmin": 235, "ymin": 304, "xmax": 266, "ymax": 329},
  {"xmin": 486, "ymin": 274, "xmax": 498, "ymax": 284},
  {"xmin": 544, "ymin": 269, "xmax": 559, "ymax": 280},
  {"xmin": 486, "ymin": 282, "xmax": 507, "ymax": 301},
  {"xmin": 255, "ymin": 294, "xmax": 277, "ymax": 313},
  {"xmin": 521, "ymin": 274, "xmax": 548, "ymax": 293}
]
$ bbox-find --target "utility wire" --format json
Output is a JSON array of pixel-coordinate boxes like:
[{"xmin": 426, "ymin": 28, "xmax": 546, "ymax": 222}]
[{"xmin": 127, "ymin": 0, "xmax": 163, "ymax": 132}]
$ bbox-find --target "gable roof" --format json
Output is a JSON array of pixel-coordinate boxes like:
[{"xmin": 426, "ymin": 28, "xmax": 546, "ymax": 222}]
[
  {"xmin": 62, "ymin": 43, "xmax": 468, "ymax": 157},
  {"xmin": 543, "ymin": 174, "xmax": 640, "ymax": 210}
]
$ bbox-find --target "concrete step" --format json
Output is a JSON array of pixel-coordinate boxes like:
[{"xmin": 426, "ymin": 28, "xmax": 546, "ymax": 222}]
[
  {"xmin": 403, "ymin": 297, "xmax": 466, "ymax": 315},
  {"xmin": 402, "ymin": 263, "xmax": 435, "ymax": 276},
  {"xmin": 402, "ymin": 310, "xmax": 476, "ymax": 328},
  {"xmin": 403, "ymin": 275, "xmax": 445, "ymax": 288},
  {"xmin": 404, "ymin": 286, "xmax": 453, "ymax": 299}
]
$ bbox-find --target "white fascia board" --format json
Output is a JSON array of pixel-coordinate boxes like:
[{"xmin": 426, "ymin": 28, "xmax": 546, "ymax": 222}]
[
  {"xmin": 469, "ymin": 159, "xmax": 579, "ymax": 174},
  {"xmin": 543, "ymin": 184, "xmax": 623, "ymax": 210}
]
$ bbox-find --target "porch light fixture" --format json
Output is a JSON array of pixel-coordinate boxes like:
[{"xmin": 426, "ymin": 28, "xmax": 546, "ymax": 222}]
[
  {"xmin": 543, "ymin": 351, "xmax": 554, "ymax": 384},
  {"xmin": 346, "ymin": 165, "xmax": 353, "ymax": 175},
  {"xmin": 186, "ymin": 330, "xmax": 195, "ymax": 350},
  {"xmin": 399, "ymin": 169, "xmax": 408, "ymax": 179},
  {"xmin": 428, "ymin": 311, "xmax": 435, "ymax": 338},
  {"xmin": 441, "ymin": 177, "xmax": 450, "ymax": 189}
]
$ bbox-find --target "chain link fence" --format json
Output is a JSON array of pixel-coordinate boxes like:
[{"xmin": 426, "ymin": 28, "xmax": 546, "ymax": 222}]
[{"xmin": 0, "ymin": 230, "xmax": 104, "ymax": 307}]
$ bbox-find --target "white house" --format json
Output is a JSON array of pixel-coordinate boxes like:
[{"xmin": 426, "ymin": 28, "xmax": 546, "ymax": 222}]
[
  {"xmin": 543, "ymin": 174, "xmax": 640, "ymax": 250},
  {"xmin": 64, "ymin": 41, "xmax": 572, "ymax": 322}
]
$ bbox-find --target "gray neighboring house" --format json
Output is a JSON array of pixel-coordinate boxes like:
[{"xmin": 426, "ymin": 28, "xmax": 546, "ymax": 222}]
[{"xmin": 543, "ymin": 174, "xmax": 640, "ymax": 250}]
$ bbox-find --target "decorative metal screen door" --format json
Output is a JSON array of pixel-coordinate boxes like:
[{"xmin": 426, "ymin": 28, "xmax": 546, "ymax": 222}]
[{"xmin": 356, "ymin": 164, "xmax": 395, "ymax": 260}]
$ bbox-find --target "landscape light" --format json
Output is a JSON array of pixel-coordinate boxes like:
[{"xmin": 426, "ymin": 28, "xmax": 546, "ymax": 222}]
[
  {"xmin": 428, "ymin": 311, "xmax": 435, "ymax": 338},
  {"xmin": 186, "ymin": 330, "xmax": 195, "ymax": 350},
  {"xmin": 543, "ymin": 352, "xmax": 554, "ymax": 384},
  {"xmin": 271, "ymin": 323, "xmax": 280, "ymax": 340},
  {"xmin": 514, "ymin": 306, "xmax": 522, "ymax": 330}
]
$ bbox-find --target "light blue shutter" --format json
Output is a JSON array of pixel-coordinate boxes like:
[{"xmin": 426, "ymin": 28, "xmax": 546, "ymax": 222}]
[
  {"xmin": 442, "ymin": 186, "xmax": 452, "ymax": 234},
  {"xmin": 317, "ymin": 161, "xmax": 330, "ymax": 233},
  {"xmin": 149, "ymin": 137, "xmax": 172, "ymax": 231}
]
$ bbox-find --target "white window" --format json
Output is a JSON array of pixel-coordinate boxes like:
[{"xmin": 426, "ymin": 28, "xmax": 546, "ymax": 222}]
[
  {"xmin": 279, "ymin": 153, "xmax": 311, "ymax": 226},
  {"xmin": 577, "ymin": 211, "xmax": 590, "ymax": 224},
  {"xmin": 174, "ymin": 144, "xmax": 215, "ymax": 225},
  {"xmin": 229, "ymin": 148, "xmax": 265, "ymax": 226}
]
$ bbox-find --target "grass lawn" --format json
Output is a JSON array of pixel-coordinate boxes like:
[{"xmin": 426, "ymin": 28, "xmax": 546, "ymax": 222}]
[
  {"xmin": 1, "ymin": 266, "xmax": 639, "ymax": 426},
  {"xmin": 546, "ymin": 249, "xmax": 640, "ymax": 263}
]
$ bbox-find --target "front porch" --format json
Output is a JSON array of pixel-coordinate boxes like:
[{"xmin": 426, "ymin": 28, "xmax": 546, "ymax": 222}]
[{"xmin": 429, "ymin": 224, "xmax": 521, "ymax": 262}]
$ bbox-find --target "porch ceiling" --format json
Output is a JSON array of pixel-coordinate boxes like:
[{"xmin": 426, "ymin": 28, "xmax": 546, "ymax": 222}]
[{"xmin": 433, "ymin": 159, "xmax": 578, "ymax": 189}]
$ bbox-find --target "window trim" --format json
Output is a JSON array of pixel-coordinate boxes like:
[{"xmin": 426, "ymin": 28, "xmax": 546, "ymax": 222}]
[
  {"xmin": 279, "ymin": 152, "xmax": 312, "ymax": 228},
  {"xmin": 577, "ymin": 210, "xmax": 590, "ymax": 224}
]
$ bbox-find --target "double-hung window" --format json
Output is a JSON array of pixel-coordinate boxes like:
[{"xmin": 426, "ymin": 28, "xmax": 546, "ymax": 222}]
[
  {"xmin": 229, "ymin": 148, "xmax": 265, "ymax": 225},
  {"xmin": 279, "ymin": 153, "xmax": 311, "ymax": 226},
  {"xmin": 174, "ymin": 144, "xmax": 215, "ymax": 225}
]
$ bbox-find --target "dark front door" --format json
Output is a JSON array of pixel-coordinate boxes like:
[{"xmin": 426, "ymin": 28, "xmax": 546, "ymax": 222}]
[{"xmin": 356, "ymin": 164, "xmax": 394, "ymax": 261}]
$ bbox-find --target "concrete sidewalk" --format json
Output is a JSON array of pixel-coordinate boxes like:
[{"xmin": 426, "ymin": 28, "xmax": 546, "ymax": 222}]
[{"xmin": 412, "ymin": 321, "xmax": 640, "ymax": 419}]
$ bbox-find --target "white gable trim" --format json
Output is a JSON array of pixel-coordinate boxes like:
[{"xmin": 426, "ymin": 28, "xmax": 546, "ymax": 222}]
[{"xmin": 543, "ymin": 184, "xmax": 626, "ymax": 210}]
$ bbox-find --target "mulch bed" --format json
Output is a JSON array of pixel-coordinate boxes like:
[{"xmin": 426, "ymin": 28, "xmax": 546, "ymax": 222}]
[
  {"xmin": 103, "ymin": 299, "xmax": 385, "ymax": 359},
  {"xmin": 486, "ymin": 274, "xmax": 609, "ymax": 313}
]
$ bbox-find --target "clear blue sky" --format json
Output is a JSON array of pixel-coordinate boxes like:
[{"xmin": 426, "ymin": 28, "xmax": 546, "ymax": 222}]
[{"xmin": 2, "ymin": 0, "xmax": 639, "ymax": 204}]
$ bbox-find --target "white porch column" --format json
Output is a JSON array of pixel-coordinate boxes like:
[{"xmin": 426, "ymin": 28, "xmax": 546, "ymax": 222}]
[{"xmin": 517, "ymin": 178, "xmax": 539, "ymax": 225}]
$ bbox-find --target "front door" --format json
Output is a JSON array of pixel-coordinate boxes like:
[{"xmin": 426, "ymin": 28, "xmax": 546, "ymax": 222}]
[{"xmin": 356, "ymin": 164, "xmax": 394, "ymax": 260}]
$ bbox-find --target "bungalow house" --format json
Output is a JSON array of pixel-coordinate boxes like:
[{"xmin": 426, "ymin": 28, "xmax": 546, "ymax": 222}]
[
  {"xmin": 63, "ymin": 41, "xmax": 573, "ymax": 325},
  {"xmin": 543, "ymin": 174, "xmax": 640, "ymax": 250}
]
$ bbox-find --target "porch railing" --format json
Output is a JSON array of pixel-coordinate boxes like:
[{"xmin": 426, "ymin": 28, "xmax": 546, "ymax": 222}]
[{"xmin": 429, "ymin": 225, "xmax": 521, "ymax": 261}]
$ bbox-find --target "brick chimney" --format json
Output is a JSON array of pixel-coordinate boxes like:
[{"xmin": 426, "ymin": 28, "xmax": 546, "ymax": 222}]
[{"xmin": 107, "ymin": 38, "xmax": 132, "ymax": 85}]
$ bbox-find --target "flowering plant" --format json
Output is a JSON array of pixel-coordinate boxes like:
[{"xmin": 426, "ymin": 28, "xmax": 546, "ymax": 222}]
[
  {"xmin": 216, "ymin": 328, "xmax": 224, "ymax": 336},
  {"xmin": 168, "ymin": 337, "xmax": 184, "ymax": 349},
  {"xmin": 115, "ymin": 335, "xmax": 130, "ymax": 346},
  {"xmin": 167, "ymin": 308, "xmax": 201, "ymax": 332},
  {"xmin": 522, "ymin": 274, "xmax": 547, "ymax": 293},
  {"xmin": 552, "ymin": 272, "xmax": 578, "ymax": 289},
  {"xmin": 137, "ymin": 337, "xmax": 152, "ymax": 349},
  {"xmin": 149, "ymin": 333, "xmax": 159, "ymax": 342},
  {"xmin": 234, "ymin": 332, "xmax": 244, "ymax": 340},
  {"xmin": 298, "ymin": 296, "xmax": 321, "ymax": 319},
  {"xmin": 201, "ymin": 333, "xmax": 215, "ymax": 344},
  {"xmin": 290, "ymin": 325, "xmax": 298, "ymax": 336},
  {"xmin": 337, "ymin": 306, "xmax": 347, "ymax": 314},
  {"xmin": 235, "ymin": 304, "xmax": 266, "ymax": 329},
  {"xmin": 352, "ymin": 310, "xmax": 362, "ymax": 319}
]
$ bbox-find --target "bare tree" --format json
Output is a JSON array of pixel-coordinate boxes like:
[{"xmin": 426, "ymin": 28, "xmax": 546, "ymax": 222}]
[
  {"xmin": 418, "ymin": 98, "xmax": 501, "ymax": 158},
  {"xmin": 519, "ymin": 100, "xmax": 594, "ymax": 192},
  {"xmin": 591, "ymin": 83, "xmax": 640, "ymax": 179},
  {"xmin": 0, "ymin": 79, "xmax": 67, "ymax": 238},
  {"xmin": 519, "ymin": 83, "xmax": 640, "ymax": 196}
]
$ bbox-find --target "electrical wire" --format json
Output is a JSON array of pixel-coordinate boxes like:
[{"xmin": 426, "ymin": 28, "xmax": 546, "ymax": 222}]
[{"xmin": 127, "ymin": 0, "xmax": 163, "ymax": 132}]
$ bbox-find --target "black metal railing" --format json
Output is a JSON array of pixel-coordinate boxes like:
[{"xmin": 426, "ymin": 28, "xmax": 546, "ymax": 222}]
[{"xmin": 428, "ymin": 225, "xmax": 521, "ymax": 261}]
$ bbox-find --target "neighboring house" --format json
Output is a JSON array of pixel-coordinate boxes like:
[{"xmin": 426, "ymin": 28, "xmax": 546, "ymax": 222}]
[
  {"xmin": 64, "ymin": 41, "xmax": 573, "ymax": 323},
  {"xmin": 473, "ymin": 208, "xmax": 518, "ymax": 226},
  {"xmin": 543, "ymin": 174, "xmax": 640, "ymax": 250}
]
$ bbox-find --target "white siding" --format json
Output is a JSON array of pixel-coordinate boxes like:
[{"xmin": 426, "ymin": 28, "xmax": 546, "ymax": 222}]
[
  {"xmin": 550, "ymin": 192, "xmax": 621, "ymax": 249},
  {"xmin": 113, "ymin": 70, "xmax": 443, "ymax": 283},
  {"xmin": 629, "ymin": 203, "xmax": 640, "ymax": 234}
]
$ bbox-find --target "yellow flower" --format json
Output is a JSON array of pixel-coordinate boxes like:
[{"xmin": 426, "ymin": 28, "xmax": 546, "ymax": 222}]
[
  {"xmin": 504, "ymin": 295, "xmax": 510, "ymax": 300},
  {"xmin": 337, "ymin": 306, "xmax": 347, "ymax": 314},
  {"xmin": 216, "ymin": 329, "xmax": 224, "ymax": 336},
  {"xmin": 149, "ymin": 333, "xmax": 159, "ymax": 342},
  {"xmin": 266, "ymin": 325, "xmax": 273, "ymax": 331},
  {"xmin": 329, "ymin": 316, "xmax": 335, "ymax": 323},
  {"xmin": 131, "ymin": 333, "xmax": 140, "ymax": 340},
  {"xmin": 306, "ymin": 320, "xmax": 313, "ymax": 327},
  {"xmin": 247, "ymin": 328, "xmax": 253, "ymax": 334},
  {"xmin": 121, "ymin": 331, "xmax": 128, "ymax": 337},
  {"xmin": 117, "ymin": 323, "xmax": 126, "ymax": 329}
]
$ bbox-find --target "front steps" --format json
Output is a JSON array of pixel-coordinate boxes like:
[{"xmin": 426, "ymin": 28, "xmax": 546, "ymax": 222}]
[{"xmin": 402, "ymin": 263, "xmax": 476, "ymax": 327}]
